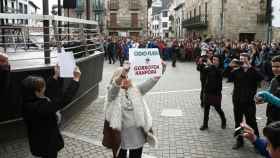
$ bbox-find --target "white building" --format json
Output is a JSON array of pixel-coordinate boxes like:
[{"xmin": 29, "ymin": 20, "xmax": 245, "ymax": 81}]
[
  {"xmin": 174, "ymin": 3, "xmax": 185, "ymax": 39},
  {"xmin": 168, "ymin": 0, "xmax": 185, "ymax": 39},
  {"xmin": 150, "ymin": 0, "xmax": 170, "ymax": 38},
  {"xmin": 2, "ymin": 0, "xmax": 40, "ymax": 26}
]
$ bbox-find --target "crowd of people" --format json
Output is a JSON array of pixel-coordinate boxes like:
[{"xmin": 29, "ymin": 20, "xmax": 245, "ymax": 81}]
[
  {"xmin": 195, "ymin": 37, "xmax": 280, "ymax": 158},
  {"xmin": 1, "ymin": 35, "xmax": 280, "ymax": 158},
  {"xmin": 102, "ymin": 37, "xmax": 202, "ymax": 67}
]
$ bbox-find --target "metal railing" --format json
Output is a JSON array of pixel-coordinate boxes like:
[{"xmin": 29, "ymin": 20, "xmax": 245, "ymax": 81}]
[
  {"xmin": 107, "ymin": 17, "xmax": 144, "ymax": 29},
  {"xmin": 182, "ymin": 15, "xmax": 208, "ymax": 29},
  {"xmin": 0, "ymin": 13, "xmax": 103, "ymax": 70}
]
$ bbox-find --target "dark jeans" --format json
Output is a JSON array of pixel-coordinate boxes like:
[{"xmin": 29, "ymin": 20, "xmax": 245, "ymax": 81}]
[
  {"xmin": 202, "ymin": 95, "xmax": 226, "ymax": 126},
  {"xmin": 233, "ymin": 102, "xmax": 259, "ymax": 142},
  {"xmin": 108, "ymin": 53, "xmax": 115, "ymax": 64},
  {"xmin": 118, "ymin": 147, "xmax": 143, "ymax": 158}
]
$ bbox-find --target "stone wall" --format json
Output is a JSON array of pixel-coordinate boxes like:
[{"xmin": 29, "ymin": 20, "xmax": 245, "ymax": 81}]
[
  {"xmin": 184, "ymin": 0, "xmax": 266, "ymax": 40},
  {"xmin": 223, "ymin": 0, "xmax": 265, "ymax": 40},
  {"xmin": 105, "ymin": 0, "xmax": 148, "ymax": 36},
  {"xmin": 273, "ymin": 27, "xmax": 280, "ymax": 42}
]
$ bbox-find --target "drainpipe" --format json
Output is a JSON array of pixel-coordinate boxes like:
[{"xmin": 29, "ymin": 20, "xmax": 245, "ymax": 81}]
[
  {"xmin": 220, "ymin": 0, "xmax": 224, "ymax": 39},
  {"xmin": 43, "ymin": 0, "xmax": 50, "ymax": 64},
  {"xmin": 266, "ymin": 0, "xmax": 272, "ymax": 44}
]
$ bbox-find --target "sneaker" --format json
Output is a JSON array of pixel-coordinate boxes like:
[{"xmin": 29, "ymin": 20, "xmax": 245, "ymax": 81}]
[{"xmin": 199, "ymin": 125, "xmax": 208, "ymax": 131}]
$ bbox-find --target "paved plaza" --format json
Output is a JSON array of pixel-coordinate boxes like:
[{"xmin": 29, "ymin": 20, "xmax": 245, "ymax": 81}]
[{"xmin": 0, "ymin": 61, "xmax": 267, "ymax": 158}]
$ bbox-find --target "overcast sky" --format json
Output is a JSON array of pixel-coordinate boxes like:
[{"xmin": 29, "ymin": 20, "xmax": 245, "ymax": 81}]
[{"xmin": 33, "ymin": 0, "xmax": 62, "ymax": 14}]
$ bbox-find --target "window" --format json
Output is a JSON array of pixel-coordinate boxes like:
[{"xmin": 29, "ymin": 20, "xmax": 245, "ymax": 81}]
[
  {"xmin": 19, "ymin": 3, "xmax": 23, "ymax": 13},
  {"xmin": 130, "ymin": 0, "xmax": 139, "ymax": 10},
  {"xmin": 162, "ymin": 22, "xmax": 168, "ymax": 28},
  {"xmin": 11, "ymin": 2, "xmax": 14, "ymax": 13},
  {"xmin": 24, "ymin": 5, "xmax": 27, "ymax": 14},
  {"xmin": 131, "ymin": 13, "xmax": 138, "ymax": 28},
  {"xmin": 110, "ymin": 0, "xmax": 119, "ymax": 10},
  {"xmin": 162, "ymin": 11, "xmax": 168, "ymax": 17},
  {"xmin": 199, "ymin": 5, "xmax": 201, "ymax": 16},
  {"xmin": 110, "ymin": 13, "xmax": 117, "ymax": 26},
  {"xmin": 194, "ymin": 8, "xmax": 196, "ymax": 17}
]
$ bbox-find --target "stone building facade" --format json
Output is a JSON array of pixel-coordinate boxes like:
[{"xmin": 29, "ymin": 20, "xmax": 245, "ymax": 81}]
[
  {"xmin": 104, "ymin": 0, "xmax": 148, "ymax": 37},
  {"xmin": 183, "ymin": 0, "xmax": 267, "ymax": 41}
]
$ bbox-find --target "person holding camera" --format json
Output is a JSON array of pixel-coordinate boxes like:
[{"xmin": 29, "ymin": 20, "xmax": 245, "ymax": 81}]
[
  {"xmin": 228, "ymin": 53, "xmax": 263, "ymax": 149},
  {"xmin": 199, "ymin": 55, "xmax": 227, "ymax": 131},
  {"xmin": 196, "ymin": 50, "xmax": 214, "ymax": 108},
  {"xmin": 102, "ymin": 61, "xmax": 166, "ymax": 158},
  {"xmin": 21, "ymin": 66, "xmax": 81, "ymax": 158},
  {"xmin": 241, "ymin": 121, "xmax": 280, "ymax": 158}
]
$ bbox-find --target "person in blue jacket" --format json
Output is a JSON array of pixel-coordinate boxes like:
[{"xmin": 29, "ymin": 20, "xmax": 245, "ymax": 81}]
[{"xmin": 241, "ymin": 121, "xmax": 280, "ymax": 158}]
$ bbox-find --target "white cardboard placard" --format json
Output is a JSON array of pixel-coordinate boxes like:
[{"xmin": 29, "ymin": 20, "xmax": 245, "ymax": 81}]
[
  {"xmin": 57, "ymin": 50, "xmax": 76, "ymax": 78},
  {"xmin": 129, "ymin": 48, "xmax": 162, "ymax": 79}
]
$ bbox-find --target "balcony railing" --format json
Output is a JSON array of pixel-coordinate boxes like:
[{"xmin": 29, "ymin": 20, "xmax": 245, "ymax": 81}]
[
  {"xmin": 257, "ymin": 13, "xmax": 267, "ymax": 24},
  {"xmin": 109, "ymin": 0, "xmax": 119, "ymax": 10},
  {"xmin": 107, "ymin": 17, "xmax": 144, "ymax": 30},
  {"xmin": 182, "ymin": 15, "xmax": 208, "ymax": 29}
]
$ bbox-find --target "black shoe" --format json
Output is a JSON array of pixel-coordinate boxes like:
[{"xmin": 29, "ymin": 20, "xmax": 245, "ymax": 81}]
[
  {"xmin": 221, "ymin": 121, "xmax": 226, "ymax": 129},
  {"xmin": 199, "ymin": 125, "xmax": 208, "ymax": 131},
  {"xmin": 232, "ymin": 141, "xmax": 244, "ymax": 150}
]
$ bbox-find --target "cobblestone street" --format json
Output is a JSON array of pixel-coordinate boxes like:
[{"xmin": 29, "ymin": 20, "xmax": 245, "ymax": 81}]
[{"xmin": 0, "ymin": 61, "xmax": 267, "ymax": 158}]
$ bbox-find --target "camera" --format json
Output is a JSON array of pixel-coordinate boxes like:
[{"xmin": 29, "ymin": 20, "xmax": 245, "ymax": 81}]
[
  {"xmin": 234, "ymin": 126, "xmax": 244, "ymax": 137},
  {"xmin": 232, "ymin": 59, "xmax": 243, "ymax": 66}
]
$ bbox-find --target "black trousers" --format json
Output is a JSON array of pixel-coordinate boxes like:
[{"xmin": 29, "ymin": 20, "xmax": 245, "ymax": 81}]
[
  {"xmin": 200, "ymin": 81, "xmax": 205, "ymax": 107},
  {"xmin": 118, "ymin": 147, "xmax": 143, "ymax": 158},
  {"xmin": 41, "ymin": 152, "xmax": 58, "ymax": 158},
  {"xmin": 108, "ymin": 52, "xmax": 115, "ymax": 64},
  {"xmin": 233, "ymin": 102, "xmax": 259, "ymax": 142},
  {"xmin": 202, "ymin": 96, "xmax": 226, "ymax": 126},
  {"xmin": 119, "ymin": 56, "xmax": 125, "ymax": 67}
]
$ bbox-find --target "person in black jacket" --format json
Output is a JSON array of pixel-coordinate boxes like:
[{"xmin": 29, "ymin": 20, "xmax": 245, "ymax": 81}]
[
  {"xmin": 197, "ymin": 50, "xmax": 214, "ymax": 108},
  {"xmin": 199, "ymin": 55, "xmax": 227, "ymax": 131},
  {"xmin": 0, "ymin": 52, "xmax": 10, "ymax": 109},
  {"xmin": 21, "ymin": 66, "xmax": 81, "ymax": 158},
  {"xmin": 265, "ymin": 55, "xmax": 280, "ymax": 125},
  {"xmin": 228, "ymin": 53, "xmax": 263, "ymax": 150}
]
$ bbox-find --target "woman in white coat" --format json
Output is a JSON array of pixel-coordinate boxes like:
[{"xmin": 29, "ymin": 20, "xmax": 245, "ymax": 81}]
[{"xmin": 102, "ymin": 61, "xmax": 166, "ymax": 158}]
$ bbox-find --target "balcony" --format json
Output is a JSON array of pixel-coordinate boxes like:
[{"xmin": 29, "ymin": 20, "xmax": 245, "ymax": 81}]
[
  {"xmin": 109, "ymin": 0, "xmax": 119, "ymax": 10},
  {"xmin": 182, "ymin": 15, "xmax": 208, "ymax": 29},
  {"xmin": 257, "ymin": 13, "xmax": 267, "ymax": 24},
  {"xmin": 107, "ymin": 17, "xmax": 144, "ymax": 30}
]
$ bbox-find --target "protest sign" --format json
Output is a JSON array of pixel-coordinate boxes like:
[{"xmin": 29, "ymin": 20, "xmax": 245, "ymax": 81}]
[
  {"xmin": 129, "ymin": 48, "xmax": 162, "ymax": 79},
  {"xmin": 57, "ymin": 49, "xmax": 76, "ymax": 78}
]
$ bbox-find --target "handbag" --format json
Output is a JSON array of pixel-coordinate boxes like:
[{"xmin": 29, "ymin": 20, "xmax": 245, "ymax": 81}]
[{"xmin": 102, "ymin": 120, "xmax": 121, "ymax": 149}]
